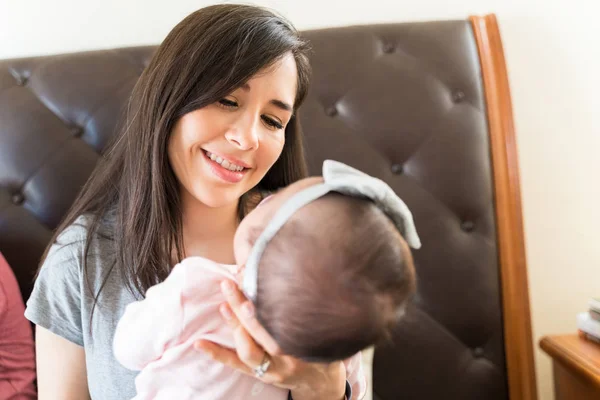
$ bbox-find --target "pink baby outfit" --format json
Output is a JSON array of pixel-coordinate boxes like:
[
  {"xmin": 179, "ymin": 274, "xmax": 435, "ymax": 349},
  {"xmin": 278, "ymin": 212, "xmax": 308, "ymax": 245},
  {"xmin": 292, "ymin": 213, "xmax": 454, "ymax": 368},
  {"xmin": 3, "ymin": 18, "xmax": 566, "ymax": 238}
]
[{"xmin": 114, "ymin": 257, "xmax": 366, "ymax": 400}]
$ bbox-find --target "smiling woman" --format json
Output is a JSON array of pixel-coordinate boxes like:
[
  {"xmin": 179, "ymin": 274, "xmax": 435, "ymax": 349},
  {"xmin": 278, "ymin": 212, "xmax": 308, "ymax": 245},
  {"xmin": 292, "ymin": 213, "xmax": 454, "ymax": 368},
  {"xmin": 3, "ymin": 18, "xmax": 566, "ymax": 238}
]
[{"xmin": 20, "ymin": 4, "xmax": 356, "ymax": 400}]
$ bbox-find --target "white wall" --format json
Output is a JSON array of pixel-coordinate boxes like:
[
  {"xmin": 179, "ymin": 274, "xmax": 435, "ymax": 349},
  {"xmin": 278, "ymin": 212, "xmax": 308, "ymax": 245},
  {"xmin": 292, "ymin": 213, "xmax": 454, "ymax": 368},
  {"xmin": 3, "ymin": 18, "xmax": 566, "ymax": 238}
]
[{"xmin": 2, "ymin": 1, "xmax": 599, "ymax": 399}]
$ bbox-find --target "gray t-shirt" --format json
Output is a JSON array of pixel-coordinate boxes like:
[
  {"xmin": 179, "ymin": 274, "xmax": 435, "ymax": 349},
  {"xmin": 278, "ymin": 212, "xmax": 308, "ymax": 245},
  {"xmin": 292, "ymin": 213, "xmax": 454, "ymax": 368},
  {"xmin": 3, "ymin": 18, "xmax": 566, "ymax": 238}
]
[{"xmin": 24, "ymin": 214, "xmax": 139, "ymax": 399}]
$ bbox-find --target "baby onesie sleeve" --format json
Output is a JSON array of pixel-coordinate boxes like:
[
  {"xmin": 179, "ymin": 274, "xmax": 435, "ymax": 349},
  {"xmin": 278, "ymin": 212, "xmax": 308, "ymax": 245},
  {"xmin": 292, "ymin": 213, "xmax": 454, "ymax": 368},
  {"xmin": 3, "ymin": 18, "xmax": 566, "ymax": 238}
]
[{"xmin": 113, "ymin": 264, "xmax": 187, "ymax": 371}]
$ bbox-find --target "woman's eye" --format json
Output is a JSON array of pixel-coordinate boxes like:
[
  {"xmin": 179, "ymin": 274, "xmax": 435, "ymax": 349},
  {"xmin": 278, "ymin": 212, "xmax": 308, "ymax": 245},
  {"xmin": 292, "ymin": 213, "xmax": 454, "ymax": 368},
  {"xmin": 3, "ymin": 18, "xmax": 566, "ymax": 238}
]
[
  {"xmin": 262, "ymin": 116, "xmax": 283, "ymax": 130},
  {"xmin": 218, "ymin": 98, "xmax": 238, "ymax": 109}
]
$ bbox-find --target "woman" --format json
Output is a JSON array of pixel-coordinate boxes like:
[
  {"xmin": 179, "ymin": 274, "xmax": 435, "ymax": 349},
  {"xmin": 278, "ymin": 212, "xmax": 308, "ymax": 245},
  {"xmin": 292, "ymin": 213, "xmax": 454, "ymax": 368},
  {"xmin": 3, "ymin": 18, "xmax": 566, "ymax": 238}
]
[{"xmin": 25, "ymin": 4, "xmax": 352, "ymax": 400}]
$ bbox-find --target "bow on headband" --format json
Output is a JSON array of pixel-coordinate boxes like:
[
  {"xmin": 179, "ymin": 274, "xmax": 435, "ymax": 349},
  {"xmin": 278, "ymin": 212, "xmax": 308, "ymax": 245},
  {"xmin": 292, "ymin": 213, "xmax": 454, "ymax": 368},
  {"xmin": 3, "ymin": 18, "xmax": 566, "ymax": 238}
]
[{"xmin": 242, "ymin": 160, "xmax": 421, "ymax": 302}]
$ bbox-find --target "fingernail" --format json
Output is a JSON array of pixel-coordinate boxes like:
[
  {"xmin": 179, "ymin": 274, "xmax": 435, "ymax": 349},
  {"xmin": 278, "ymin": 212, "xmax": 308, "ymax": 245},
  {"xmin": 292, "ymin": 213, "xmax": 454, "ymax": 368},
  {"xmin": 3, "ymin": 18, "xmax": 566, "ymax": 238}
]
[
  {"xmin": 221, "ymin": 280, "xmax": 234, "ymax": 294},
  {"xmin": 220, "ymin": 303, "xmax": 233, "ymax": 321},
  {"xmin": 241, "ymin": 302, "xmax": 254, "ymax": 318}
]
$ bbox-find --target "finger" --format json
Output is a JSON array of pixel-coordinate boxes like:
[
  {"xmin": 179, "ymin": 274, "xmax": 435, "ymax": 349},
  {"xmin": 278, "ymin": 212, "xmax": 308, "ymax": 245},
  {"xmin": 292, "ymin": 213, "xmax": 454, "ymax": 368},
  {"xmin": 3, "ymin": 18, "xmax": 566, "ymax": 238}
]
[
  {"xmin": 219, "ymin": 303, "xmax": 240, "ymax": 329},
  {"xmin": 194, "ymin": 340, "xmax": 253, "ymax": 376},
  {"xmin": 220, "ymin": 280, "xmax": 281, "ymax": 355},
  {"xmin": 236, "ymin": 301, "xmax": 282, "ymax": 355},
  {"xmin": 220, "ymin": 279, "xmax": 246, "ymax": 310},
  {"xmin": 231, "ymin": 315, "xmax": 267, "ymax": 369},
  {"xmin": 220, "ymin": 302, "xmax": 266, "ymax": 369}
]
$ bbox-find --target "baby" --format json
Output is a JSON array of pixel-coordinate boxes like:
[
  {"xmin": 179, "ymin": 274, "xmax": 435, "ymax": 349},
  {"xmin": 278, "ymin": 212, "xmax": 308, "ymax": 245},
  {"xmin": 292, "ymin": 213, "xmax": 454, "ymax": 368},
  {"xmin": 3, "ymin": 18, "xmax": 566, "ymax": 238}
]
[{"xmin": 113, "ymin": 160, "xmax": 421, "ymax": 400}]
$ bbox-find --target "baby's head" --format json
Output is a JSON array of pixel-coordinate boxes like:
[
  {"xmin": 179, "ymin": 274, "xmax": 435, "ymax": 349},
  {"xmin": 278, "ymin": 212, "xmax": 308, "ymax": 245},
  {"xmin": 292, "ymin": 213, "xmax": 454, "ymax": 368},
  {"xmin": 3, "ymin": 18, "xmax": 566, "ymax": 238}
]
[{"xmin": 234, "ymin": 163, "xmax": 418, "ymax": 363}]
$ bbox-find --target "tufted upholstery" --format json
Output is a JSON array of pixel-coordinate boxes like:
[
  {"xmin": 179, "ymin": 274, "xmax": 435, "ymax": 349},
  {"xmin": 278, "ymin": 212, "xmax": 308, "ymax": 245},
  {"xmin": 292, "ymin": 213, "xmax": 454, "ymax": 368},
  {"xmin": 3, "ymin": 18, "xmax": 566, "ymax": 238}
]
[{"xmin": 0, "ymin": 20, "xmax": 508, "ymax": 399}]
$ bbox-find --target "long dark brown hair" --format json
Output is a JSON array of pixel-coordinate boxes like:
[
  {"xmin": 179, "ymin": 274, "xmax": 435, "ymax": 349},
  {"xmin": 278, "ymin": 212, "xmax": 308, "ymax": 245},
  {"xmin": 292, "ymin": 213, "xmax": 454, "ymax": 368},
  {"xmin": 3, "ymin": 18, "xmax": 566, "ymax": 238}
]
[{"xmin": 38, "ymin": 4, "xmax": 312, "ymax": 306}]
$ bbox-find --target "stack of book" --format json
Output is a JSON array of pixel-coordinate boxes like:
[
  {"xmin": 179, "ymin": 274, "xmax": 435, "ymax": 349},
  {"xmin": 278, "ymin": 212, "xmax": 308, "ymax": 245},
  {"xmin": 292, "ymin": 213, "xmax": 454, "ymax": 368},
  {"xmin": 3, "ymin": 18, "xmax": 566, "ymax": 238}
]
[{"xmin": 577, "ymin": 297, "xmax": 600, "ymax": 344}]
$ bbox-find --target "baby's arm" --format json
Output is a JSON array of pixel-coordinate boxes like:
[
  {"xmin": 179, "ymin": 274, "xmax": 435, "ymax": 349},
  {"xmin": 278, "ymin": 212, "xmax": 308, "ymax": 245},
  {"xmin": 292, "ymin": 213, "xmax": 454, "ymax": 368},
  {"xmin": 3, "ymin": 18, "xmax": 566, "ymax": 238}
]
[
  {"xmin": 113, "ymin": 265, "xmax": 187, "ymax": 371},
  {"xmin": 344, "ymin": 352, "xmax": 367, "ymax": 400}
]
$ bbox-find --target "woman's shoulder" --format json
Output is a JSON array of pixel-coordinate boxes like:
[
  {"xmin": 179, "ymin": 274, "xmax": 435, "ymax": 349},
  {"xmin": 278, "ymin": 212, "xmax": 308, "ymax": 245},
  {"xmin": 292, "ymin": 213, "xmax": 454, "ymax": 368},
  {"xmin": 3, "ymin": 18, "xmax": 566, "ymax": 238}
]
[
  {"xmin": 60, "ymin": 209, "xmax": 115, "ymax": 239},
  {"xmin": 55, "ymin": 214, "xmax": 97, "ymax": 243},
  {"xmin": 46, "ymin": 212, "xmax": 116, "ymax": 271},
  {"xmin": 25, "ymin": 211, "xmax": 120, "ymax": 346}
]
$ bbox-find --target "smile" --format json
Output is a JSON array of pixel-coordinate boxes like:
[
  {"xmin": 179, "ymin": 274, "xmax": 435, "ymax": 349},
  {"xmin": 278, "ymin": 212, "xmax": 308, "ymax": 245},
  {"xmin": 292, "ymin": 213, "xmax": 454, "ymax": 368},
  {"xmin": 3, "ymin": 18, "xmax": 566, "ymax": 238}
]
[
  {"xmin": 201, "ymin": 150, "xmax": 250, "ymax": 184},
  {"xmin": 204, "ymin": 150, "xmax": 246, "ymax": 172}
]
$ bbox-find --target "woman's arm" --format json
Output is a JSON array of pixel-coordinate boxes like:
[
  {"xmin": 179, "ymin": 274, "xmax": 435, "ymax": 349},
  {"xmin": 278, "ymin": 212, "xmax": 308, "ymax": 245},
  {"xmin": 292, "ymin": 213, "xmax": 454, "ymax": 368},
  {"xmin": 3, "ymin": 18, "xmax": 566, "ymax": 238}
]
[{"xmin": 36, "ymin": 326, "xmax": 90, "ymax": 400}]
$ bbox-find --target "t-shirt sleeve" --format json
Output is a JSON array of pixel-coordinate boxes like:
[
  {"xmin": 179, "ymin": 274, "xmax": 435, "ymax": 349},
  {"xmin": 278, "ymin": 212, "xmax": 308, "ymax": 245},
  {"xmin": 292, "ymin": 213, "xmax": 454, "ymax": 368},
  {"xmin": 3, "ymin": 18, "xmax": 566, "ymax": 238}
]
[
  {"xmin": 24, "ymin": 224, "xmax": 86, "ymax": 347},
  {"xmin": 344, "ymin": 352, "xmax": 367, "ymax": 400}
]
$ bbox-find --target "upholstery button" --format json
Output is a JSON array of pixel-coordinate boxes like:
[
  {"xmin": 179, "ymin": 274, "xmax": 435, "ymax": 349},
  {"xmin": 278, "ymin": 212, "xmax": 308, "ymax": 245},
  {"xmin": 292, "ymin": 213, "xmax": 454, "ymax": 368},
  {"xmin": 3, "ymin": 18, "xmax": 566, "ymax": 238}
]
[
  {"xmin": 473, "ymin": 347, "xmax": 484, "ymax": 358},
  {"xmin": 16, "ymin": 76, "xmax": 28, "ymax": 86},
  {"xmin": 325, "ymin": 106, "xmax": 338, "ymax": 117},
  {"xmin": 452, "ymin": 89, "xmax": 466, "ymax": 103},
  {"xmin": 461, "ymin": 221, "xmax": 475, "ymax": 232},
  {"xmin": 11, "ymin": 193, "xmax": 24, "ymax": 205},
  {"xmin": 391, "ymin": 164, "xmax": 403, "ymax": 174},
  {"xmin": 382, "ymin": 43, "xmax": 395, "ymax": 54},
  {"xmin": 71, "ymin": 126, "xmax": 84, "ymax": 137}
]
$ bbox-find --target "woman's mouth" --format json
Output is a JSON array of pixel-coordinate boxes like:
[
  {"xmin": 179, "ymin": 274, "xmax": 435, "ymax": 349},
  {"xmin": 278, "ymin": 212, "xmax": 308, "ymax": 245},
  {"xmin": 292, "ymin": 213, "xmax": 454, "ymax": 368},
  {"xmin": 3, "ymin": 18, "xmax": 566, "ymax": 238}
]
[
  {"xmin": 204, "ymin": 150, "xmax": 247, "ymax": 172},
  {"xmin": 202, "ymin": 150, "xmax": 249, "ymax": 183}
]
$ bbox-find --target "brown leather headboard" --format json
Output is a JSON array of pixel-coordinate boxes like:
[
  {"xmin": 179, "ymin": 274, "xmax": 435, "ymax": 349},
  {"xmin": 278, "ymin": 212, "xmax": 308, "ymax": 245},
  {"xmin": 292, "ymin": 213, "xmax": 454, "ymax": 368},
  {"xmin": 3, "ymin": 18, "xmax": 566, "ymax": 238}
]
[{"xmin": 0, "ymin": 15, "xmax": 536, "ymax": 400}]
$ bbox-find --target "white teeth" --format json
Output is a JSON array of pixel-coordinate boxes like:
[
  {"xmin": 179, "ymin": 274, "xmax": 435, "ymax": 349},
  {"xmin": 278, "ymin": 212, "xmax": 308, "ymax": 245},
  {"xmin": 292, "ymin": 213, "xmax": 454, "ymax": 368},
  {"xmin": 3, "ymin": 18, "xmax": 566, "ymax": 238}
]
[{"xmin": 205, "ymin": 151, "xmax": 245, "ymax": 172}]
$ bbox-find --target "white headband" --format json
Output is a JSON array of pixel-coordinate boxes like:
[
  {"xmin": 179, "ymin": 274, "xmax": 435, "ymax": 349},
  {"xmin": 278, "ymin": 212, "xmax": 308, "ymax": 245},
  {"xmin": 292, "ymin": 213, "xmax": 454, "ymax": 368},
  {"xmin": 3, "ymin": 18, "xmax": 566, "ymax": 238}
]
[{"xmin": 242, "ymin": 160, "xmax": 421, "ymax": 302}]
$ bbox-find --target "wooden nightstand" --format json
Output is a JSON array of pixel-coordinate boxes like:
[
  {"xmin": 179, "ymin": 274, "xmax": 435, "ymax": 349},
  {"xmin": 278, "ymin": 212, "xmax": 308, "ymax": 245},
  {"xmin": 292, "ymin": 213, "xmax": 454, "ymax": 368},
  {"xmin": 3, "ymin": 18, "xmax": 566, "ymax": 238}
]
[{"xmin": 539, "ymin": 334, "xmax": 600, "ymax": 400}]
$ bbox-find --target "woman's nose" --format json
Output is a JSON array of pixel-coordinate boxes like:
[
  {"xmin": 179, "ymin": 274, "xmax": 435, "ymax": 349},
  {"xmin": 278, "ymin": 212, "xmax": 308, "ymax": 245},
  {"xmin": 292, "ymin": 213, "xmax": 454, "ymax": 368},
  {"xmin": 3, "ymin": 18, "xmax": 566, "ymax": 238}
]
[{"xmin": 225, "ymin": 114, "xmax": 259, "ymax": 151}]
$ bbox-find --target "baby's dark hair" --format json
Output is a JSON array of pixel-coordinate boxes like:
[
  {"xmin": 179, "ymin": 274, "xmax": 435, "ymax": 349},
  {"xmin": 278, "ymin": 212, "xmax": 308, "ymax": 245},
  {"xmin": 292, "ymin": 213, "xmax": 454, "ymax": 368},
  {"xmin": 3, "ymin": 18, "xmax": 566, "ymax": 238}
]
[{"xmin": 253, "ymin": 192, "xmax": 416, "ymax": 363}]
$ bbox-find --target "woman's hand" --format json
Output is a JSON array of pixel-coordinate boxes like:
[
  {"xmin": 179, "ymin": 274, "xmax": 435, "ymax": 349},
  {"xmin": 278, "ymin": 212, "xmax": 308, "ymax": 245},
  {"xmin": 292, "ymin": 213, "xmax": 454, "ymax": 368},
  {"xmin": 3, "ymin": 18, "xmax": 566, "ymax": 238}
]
[{"xmin": 194, "ymin": 279, "xmax": 347, "ymax": 400}]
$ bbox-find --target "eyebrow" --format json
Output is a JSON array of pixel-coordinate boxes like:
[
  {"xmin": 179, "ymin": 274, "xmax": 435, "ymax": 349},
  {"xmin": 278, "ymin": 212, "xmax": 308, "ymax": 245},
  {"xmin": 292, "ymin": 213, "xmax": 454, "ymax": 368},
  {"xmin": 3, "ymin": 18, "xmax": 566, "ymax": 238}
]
[{"xmin": 240, "ymin": 83, "xmax": 293, "ymax": 113}]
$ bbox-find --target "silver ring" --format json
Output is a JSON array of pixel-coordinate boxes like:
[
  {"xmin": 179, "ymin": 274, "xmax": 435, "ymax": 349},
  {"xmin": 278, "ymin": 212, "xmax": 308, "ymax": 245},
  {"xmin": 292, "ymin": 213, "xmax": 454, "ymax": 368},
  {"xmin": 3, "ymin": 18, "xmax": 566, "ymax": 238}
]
[{"xmin": 253, "ymin": 353, "xmax": 271, "ymax": 378}]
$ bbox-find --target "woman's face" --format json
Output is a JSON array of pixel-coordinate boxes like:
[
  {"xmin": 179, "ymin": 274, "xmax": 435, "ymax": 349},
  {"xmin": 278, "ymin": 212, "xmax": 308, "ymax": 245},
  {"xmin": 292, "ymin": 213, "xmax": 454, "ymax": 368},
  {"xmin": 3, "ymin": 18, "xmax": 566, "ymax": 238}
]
[{"xmin": 168, "ymin": 53, "xmax": 298, "ymax": 210}]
